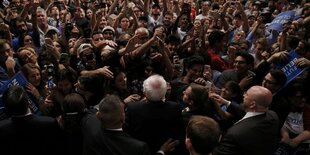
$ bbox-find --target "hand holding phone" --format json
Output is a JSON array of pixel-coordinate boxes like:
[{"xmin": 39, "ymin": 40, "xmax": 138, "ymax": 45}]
[{"xmin": 45, "ymin": 38, "xmax": 54, "ymax": 46}]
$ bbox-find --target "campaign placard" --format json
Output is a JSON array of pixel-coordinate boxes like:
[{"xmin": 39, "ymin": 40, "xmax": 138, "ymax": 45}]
[
  {"xmin": 0, "ymin": 71, "xmax": 40, "ymax": 120},
  {"xmin": 267, "ymin": 11, "xmax": 295, "ymax": 32},
  {"xmin": 276, "ymin": 50, "xmax": 308, "ymax": 86}
]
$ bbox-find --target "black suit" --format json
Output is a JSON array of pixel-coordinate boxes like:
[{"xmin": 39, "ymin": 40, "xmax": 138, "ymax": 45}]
[
  {"xmin": 82, "ymin": 113, "xmax": 151, "ymax": 155},
  {"xmin": 0, "ymin": 114, "xmax": 62, "ymax": 155},
  {"xmin": 84, "ymin": 129, "xmax": 151, "ymax": 155},
  {"xmin": 125, "ymin": 100, "xmax": 185, "ymax": 155},
  {"xmin": 213, "ymin": 111, "xmax": 279, "ymax": 155}
]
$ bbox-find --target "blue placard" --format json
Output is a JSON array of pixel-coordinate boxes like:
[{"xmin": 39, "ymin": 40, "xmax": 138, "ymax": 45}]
[
  {"xmin": 267, "ymin": 11, "xmax": 295, "ymax": 32},
  {"xmin": 0, "ymin": 71, "xmax": 40, "ymax": 119},
  {"xmin": 276, "ymin": 50, "xmax": 309, "ymax": 86}
]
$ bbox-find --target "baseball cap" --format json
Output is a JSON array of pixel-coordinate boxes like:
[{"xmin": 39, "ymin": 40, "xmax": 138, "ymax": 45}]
[
  {"xmin": 77, "ymin": 43, "xmax": 93, "ymax": 55},
  {"xmin": 102, "ymin": 26, "xmax": 115, "ymax": 34}
]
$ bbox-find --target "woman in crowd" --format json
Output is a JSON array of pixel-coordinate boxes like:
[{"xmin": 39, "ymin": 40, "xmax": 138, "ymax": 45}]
[
  {"xmin": 21, "ymin": 63, "xmax": 47, "ymax": 114},
  {"xmin": 44, "ymin": 69, "xmax": 76, "ymax": 117}
]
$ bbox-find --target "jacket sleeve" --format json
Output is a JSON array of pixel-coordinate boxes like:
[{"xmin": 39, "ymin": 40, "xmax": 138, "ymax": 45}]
[
  {"xmin": 226, "ymin": 103, "xmax": 246, "ymax": 121},
  {"xmin": 213, "ymin": 132, "xmax": 241, "ymax": 155}
]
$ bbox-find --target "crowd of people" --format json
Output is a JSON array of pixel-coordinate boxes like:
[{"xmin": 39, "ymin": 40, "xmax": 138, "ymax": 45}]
[{"xmin": 0, "ymin": 0, "xmax": 310, "ymax": 154}]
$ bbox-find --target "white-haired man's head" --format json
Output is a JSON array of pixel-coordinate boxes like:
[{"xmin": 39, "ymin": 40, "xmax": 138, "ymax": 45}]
[{"xmin": 143, "ymin": 74, "xmax": 167, "ymax": 102}]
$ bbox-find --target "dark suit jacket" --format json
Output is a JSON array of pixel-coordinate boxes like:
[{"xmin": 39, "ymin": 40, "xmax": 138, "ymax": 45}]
[
  {"xmin": 124, "ymin": 100, "xmax": 184, "ymax": 155},
  {"xmin": 0, "ymin": 114, "xmax": 62, "ymax": 155},
  {"xmin": 84, "ymin": 128, "xmax": 151, "ymax": 155},
  {"xmin": 226, "ymin": 102, "xmax": 246, "ymax": 121},
  {"xmin": 82, "ymin": 113, "xmax": 151, "ymax": 155},
  {"xmin": 213, "ymin": 111, "xmax": 279, "ymax": 155}
]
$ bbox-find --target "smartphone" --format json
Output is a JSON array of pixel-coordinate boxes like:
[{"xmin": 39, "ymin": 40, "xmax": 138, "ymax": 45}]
[
  {"xmin": 248, "ymin": 71, "xmax": 256, "ymax": 78},
  {"xmin": 59, "ymin": 53, "xmax": 69, "ymax": 64},
  {"xmin": 45, "ymin": 38, "xmax": 53, "ymax": 46}
]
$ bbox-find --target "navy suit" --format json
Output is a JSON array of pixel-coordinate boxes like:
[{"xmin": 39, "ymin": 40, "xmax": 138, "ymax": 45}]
[
  {"xmin": 213, "ymin": 111, "xmax": 279, "ymax": 155},
  {"xmin": 0, "ymin": 114, "xmax": 62, "ymax": 155}
]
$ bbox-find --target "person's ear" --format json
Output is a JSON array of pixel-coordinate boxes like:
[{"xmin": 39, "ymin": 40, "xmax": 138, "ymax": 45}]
[
  {"xmin": 250, "ymin": 101, "xmax": 256, "ymax": 109},
  {"xmin": 96, "ymin": 112, "xmax": 102, "ymax": 120},
  {"xmin": 185, "ymin": 137, "xmax": 192, "ymax": 150}
]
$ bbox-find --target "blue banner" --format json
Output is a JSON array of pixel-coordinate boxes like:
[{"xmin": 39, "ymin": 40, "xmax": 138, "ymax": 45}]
[
  {"xmin": 0, "ymin": 71, "xmax": 40, "ymax": 119},
  {"xmin": 267, "ymin": 11, "xmax": 295, "ymax": 32},
  {"xmin": 276, "ymin": 50, "xmax": 309, "ymax": 86}
]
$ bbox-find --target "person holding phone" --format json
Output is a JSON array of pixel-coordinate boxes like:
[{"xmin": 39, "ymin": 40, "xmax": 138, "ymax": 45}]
[
  {"xmin": 75, "ymin": 43, "xmax": 114, "ymax": 79},
  {"xmin": 36, "ymin": 7, "xmax": 60, "ymax": 46}
]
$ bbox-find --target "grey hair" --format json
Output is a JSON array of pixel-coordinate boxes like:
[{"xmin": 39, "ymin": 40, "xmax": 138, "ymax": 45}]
[
  {"xmin": 135, "ymin": 27, "xmax": 149, "ymax": 36},
  {"xmin": 36, "ymin": 7, "xmax": 47, "ymax": 16},
  {"xmin": 143, "ymin": 74, "xmax": 167, "ymax": 101}
]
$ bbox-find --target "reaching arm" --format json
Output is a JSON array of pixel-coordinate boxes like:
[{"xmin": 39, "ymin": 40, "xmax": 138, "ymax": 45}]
[
  {"xmin": 107, "ymin": 0, "xmax": 119, "ymax": 16},
  {"xmin": 157, "ymin": 36, "xmax": 174, "ymax": 79},
  {"xmin": 236, "ymin": 2, "xmax": 249, "ymax": 34}
]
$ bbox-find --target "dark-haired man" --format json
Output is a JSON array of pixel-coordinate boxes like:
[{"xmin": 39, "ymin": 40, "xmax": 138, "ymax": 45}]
[
  {"xmin": 217, "ymin": 51, "xmax": 255, "ymax": 91},
  {"xmin": 0, "ymin": 85, "xmax": 61, "ymax": 155}
]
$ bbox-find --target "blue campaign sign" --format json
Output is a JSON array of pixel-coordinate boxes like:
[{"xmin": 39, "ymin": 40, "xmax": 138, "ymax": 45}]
[
  {"xmin": 276, "ymin": 50, "xmax": 309, "ymax": 86},
  {"xmin": 267, "ymin": 11, "xmax": 295, "ymax": 32},
  {"xmin": 0, "ymin": 71, "xmax": 40, "ymax": 119}
]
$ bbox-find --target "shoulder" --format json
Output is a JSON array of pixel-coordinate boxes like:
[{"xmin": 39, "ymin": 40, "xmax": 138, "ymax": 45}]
[
  {"xmin": 221, "ymin": 69, "xmax": 235, "ymax": 75},
  {"xmin": 126, "ymin": 101, "xmax": 145, "ymax": 110},
  {"xmin": 31, "ymin": 116, "xmax": 60, "ymax": 129},
  {"xmin": 266, "ymin": 110, "xmax": 279, "ymax": 121},
  {"xmin": 0, "ymin": 119, "xmax": 11, "ymax": 128},
  {"xmin": 165, "ymin": 101, "xmax": 180, "ymax": 107}
]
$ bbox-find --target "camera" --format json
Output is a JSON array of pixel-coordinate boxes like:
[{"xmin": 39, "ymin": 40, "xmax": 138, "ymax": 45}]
[
  {"xmin": 43, "ymin": 64, "xmax": 54, "ymax": 77},
  {"xmin": 151, "ymin": 44, "xmax": 159, "ymax": 50},
  {"xmin": 59, "ymin": 53, "xmax": 69, "ymax": 64}
]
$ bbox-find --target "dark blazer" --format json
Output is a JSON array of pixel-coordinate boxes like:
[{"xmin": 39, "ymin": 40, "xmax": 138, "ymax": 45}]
[
  {"xmin": 0, "ymin": 114, "xmax": 62, "ymax": 155},
  {"xmin": 226, "ymin": 102, "xmax": 246, "ymax": 121},
  {"xmin": 84, "ymin": 128, "xmax": 151, "ymax": 155},
  {"xmin": 213, "ymin": 111, "xmax": 279, "ymax": 155},
  {"xmin": 124, "ymin": 100, "xmax": 184, "ymax": 155},
  {"xmin": 82, "ymin": 113, "xmax": 150, "ymax": 155}
]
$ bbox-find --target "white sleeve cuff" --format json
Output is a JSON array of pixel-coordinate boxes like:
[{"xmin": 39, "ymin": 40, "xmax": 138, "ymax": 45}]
[{"xmin": 157, "ymin": 150, "xmax": 165, "ymax": 155}]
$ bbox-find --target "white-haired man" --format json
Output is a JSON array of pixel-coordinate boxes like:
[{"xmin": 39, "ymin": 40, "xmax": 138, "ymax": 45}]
[{"xmin": 125, "ymin": 74, "xmax": 184, "ymax": 155}]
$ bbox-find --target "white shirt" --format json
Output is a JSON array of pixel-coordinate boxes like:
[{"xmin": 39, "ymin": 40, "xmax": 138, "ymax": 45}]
[{"xmin": 235, "ymin": 112, "xmax": 264, "ymax": 124}]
